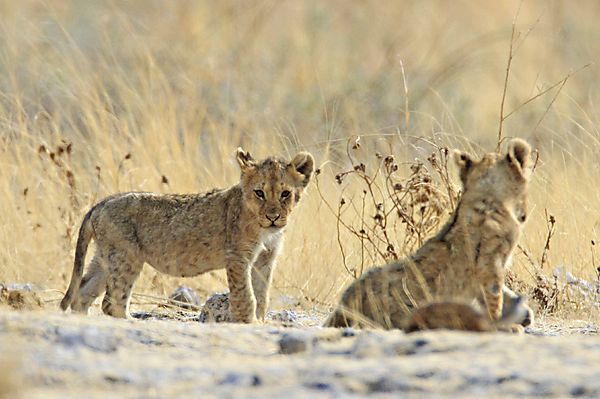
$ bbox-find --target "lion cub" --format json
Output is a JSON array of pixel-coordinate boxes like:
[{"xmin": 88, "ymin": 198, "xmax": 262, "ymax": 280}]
[
  {"xmin": 60, "ymin": 148, "xmax": 314, "ymax": 322},
  {"xmin": 324, "ymin": 138, "xmax": 532, "ymax": 330}
]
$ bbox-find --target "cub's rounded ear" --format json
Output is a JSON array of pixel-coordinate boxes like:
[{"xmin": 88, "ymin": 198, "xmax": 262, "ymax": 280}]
[
  {"xmin": 453, "ymin": 150, "xmax": 473, "ymax": 170},
  {"xmin": 506, "ymin": 138, "xmax": 531, "ymax": 176},
  {"xmin": 236, "ymin": 147, "xmax": 256, "ymax": 172},
  {"xmin": 289, "ymin": 151, "xmax": 315, "ymax": 187},
  {"xmin": 453, "ymin": 149, "xmax": 473, "ymax": 184}
]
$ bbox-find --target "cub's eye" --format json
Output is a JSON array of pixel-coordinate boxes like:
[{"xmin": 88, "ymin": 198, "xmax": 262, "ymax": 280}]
[
  {"xmin": 254, "ymin": 189, "xmax": 265, "ymax": 199},
  {"xmin": 281, "ymin": 190, "xmax": 291, "ymax": 199}
]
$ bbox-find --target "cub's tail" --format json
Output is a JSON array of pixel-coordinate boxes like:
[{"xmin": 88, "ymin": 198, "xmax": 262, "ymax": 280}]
[{"xmin": 59, "ymin": 208, "xmax": 95, "ymax": 311}]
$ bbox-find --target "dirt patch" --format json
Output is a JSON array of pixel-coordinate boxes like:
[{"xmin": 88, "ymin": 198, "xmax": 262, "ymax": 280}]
[
  {"xmin": 0, "ymin": 309, "xmax": 598, "ymax": 398},
  {"xmin": 0, "ymin": 343, "xmax": 22, "ymax": 399}
]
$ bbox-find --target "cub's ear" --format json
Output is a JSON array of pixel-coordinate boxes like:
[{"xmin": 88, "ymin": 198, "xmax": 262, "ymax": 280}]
[
  {"xmin": 453, "ymin": 149, "xmax": 473, "ymax": 183},
  {"xmin": 236, "ymin": 147, "xmax": 256, "ymax": 172},
  {"xmin": 289, "ymin": 151, "xmax": 315, "ymax": 187},
  {"xmin": 506, "ymin": 138, "xmax": 531, "ymax": 177}
]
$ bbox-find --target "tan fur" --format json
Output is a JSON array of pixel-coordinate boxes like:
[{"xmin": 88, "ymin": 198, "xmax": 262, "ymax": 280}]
[
  {"xmin": 324, "ymin": 138, "xmax": 533, "ymax": 330},
  {"xmin": 402, "ymin": 295, "xmax": 530, "ymax": 333},
  {"xmin": 60, "ymin": 148, "xmax": 315, "ymax": 322}
]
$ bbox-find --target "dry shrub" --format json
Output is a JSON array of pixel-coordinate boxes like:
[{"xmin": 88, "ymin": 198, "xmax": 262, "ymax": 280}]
[
  {"xmin": 509, "ymin": 215, "xmax": 600, "ymax": 318},
  {"xmin": 317, "ymin": 137, "xmax": 459, "ymax": 279},
  {"xmin": 0, "ymin": 284, "xmax": 43, "ymax": 311},
  {"xmin": 507, "ymin": 266, "xmax": 600, "ymax": 318}
]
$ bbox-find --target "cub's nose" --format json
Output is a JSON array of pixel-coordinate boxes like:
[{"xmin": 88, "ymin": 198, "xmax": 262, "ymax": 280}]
[{"xmin": 266, "ymin": 210, "xmax": 280, "ymax": 223}]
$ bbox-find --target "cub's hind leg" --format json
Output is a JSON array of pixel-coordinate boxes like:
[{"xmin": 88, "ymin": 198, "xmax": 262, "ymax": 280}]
[
  {"xmin": 101, "ymin": 248, "xmax": 143, "ymax": 319},
  {"xmin": 71, "ymin": 252, "xmax": 107, "ymax": 314}
]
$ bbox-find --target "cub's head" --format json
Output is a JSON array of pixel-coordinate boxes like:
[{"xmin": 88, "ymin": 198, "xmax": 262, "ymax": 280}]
[
  {"xmin": 454, "ymin": 138, "xmax": 532, "ymax": 223},
  {"xmin": 236, "ymin": 148, "xmax": 315, "ymax": 230}
]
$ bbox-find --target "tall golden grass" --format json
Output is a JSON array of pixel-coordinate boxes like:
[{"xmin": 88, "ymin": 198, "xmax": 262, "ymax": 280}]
[{"xmin": 0, "ymin": 1, "xmax": 598, "ymax": 313}]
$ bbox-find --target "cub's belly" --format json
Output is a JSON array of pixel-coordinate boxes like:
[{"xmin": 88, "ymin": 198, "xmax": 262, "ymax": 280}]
[{"xmin": 146, "ymin": 251, "xmax": 224, "ymax": 277}]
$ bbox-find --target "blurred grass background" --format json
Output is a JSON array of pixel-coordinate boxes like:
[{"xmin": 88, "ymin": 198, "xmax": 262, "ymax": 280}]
[{"xmin": 0, "ymin": 1, "xmax": 598, "ymax": 312}]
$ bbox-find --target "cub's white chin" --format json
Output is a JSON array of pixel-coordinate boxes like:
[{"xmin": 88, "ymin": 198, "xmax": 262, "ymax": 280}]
[
  {"xmin": 262, "ymin": 225, "xmax": 284, "ymax": 232},
  {"xmin": 259, "ymin": 226, "xmax": 285, "ymax": 247}
]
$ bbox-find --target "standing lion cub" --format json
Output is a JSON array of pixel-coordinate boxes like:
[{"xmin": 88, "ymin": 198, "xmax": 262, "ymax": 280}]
[
  {"xmin": 60, "ymin": 148, "xmax": 314, "ymax": 322},
  {"xmin": 325, "ymin": 138, "xmax": 533, "ymax": 330}
]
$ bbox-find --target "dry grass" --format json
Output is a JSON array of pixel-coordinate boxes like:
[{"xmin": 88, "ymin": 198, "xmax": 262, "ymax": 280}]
[{"xmin": 0, "ymin": 1, "xmax": 599, "ymax": 320}]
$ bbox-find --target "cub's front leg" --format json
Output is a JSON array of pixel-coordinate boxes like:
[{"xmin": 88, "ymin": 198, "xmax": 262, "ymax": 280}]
[
  {"xmin": 225, "ymin": 253, "xmax": 258, "ymax": 323},
  {"xmin": 251, "ymin": 246, "xmax": 280, "ymax": 321},
  {"xmin": 475, "ymin": 220, "xmax": 512, "ymax": 320}
]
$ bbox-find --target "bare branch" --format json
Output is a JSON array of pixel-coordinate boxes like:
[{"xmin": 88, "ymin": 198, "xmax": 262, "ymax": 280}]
[{"xmin": 497, "ymin": 1, "xmax": 522, "ymax": 151}]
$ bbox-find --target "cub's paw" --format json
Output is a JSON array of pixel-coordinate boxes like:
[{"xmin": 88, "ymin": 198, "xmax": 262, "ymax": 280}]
[{"xmin": 521, "ymin": 304, "xmax": 535, "ymax": 327}]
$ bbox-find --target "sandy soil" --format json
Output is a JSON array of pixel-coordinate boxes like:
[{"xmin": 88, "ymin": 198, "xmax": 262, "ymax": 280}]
[{"xmin": 0, "ymin": 307, "xmax": 599, "ymax": 399}]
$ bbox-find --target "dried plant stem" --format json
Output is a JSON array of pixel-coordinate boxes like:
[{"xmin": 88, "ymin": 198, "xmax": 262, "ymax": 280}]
[
  {"xmin": 496, "ymin": 3, "xmax": 591, "ymax": 147},
  {"xmin": 540, "ymin": 210, "xmax": 556, "ymax": 269},
  {"xmin": 399, "ymin": 59, "xmax": 410, "ymax": 132},
  {"xmin": 336, "ymin": 199, "xmax": 353, "ymax": 277},
  {"xmin": 531, "ymin": 63, "xmax": 592, "ymax": 133},
  {"xmin": 497, "ymin": 3, "xmax": 520, "ymax": 151}
]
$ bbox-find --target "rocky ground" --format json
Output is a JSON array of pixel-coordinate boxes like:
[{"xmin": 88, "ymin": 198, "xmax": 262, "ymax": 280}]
[
  {"xmin": 0, "ymin": 305, "xmax": 599, "ymax": 399},
  {"xmin": 1, "ymin": 284, "xmax": 599, "ymax": 398}
]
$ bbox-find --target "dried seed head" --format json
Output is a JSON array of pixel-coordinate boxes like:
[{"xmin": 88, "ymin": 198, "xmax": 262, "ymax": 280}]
[
  {"xmin": 427, "ymin": 153, "xmax": 437, "ymax": 166},
  {"xmin": 354, "ymin": 163, "xmax": 366, "ymax": 173}
]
